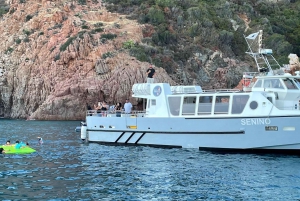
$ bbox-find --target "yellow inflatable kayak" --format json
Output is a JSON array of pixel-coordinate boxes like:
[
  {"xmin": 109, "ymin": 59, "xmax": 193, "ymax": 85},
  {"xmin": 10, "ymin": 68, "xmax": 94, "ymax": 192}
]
[{"xmin": 0, "ymin": 145, "xmax": 36, "ymax": 154}]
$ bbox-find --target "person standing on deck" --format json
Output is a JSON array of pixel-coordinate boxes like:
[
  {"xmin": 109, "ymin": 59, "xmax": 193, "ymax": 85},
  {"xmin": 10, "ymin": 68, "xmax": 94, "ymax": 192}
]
[
  {"xmin": 146, "ymin": 65, "xmax": 155, "ymax": 83},
  {"xmin": 114, "ymin": 102, "xmax": 122, "ymax": 111},
  {"xmin": 124, "ymin": 99, "xmax": 133, "ymax": 114}
]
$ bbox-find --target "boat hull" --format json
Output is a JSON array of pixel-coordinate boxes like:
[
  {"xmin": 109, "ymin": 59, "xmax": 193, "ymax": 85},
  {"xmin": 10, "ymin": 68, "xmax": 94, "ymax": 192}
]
[{"xmin": 86, "ymin": 115, "xmax": 300, "ymax": 151}]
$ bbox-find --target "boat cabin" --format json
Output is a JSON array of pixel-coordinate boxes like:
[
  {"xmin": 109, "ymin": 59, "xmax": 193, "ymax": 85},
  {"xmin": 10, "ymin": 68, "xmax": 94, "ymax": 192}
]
[
  {"xmin": 250, "ymin": 75, "xmax": 300, "ymax": 110},
  {"xmin": 132, "ymin": 77, "xmax": 300, "ymax": 118}
]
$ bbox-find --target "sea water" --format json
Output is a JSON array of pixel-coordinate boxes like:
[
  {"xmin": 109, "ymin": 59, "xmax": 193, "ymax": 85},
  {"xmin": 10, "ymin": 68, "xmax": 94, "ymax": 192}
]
[{"xmin": 0, "ymin": 119, "xmax": 300, "ymax": 200}]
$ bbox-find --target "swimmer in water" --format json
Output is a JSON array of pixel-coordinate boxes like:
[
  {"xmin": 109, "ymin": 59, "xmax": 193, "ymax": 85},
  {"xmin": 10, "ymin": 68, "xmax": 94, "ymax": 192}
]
[{"xmin": 37, "ymin": 137, "xmax": 43, "ymax": 145}]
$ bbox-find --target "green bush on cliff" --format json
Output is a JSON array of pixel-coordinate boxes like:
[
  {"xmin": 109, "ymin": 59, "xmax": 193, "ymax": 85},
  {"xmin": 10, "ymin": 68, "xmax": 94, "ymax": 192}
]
[
  {"xmin": 78, "ymin": 31, "xmax": 86, "ymax": 39},
  {"xmin": 94, "ymin": 22, "xmax": 104, "ymax": 27},
  {"xmin": 129, "ymin": 45, "xmax": 151, "ymax": 63},
  {"xmin": 23, "ymin": 29, "xmax": 31, "ymax": 36},
  {"xmin": 187, "ymin": 7, "xmax": 204, "ymax": 21},
  {"xmin": 5, "ymin": 47, "xmax": 13, "ymax": 54},
  {"xmin": 122, "ymin": 40, "xmax": 135, "ymax": 49},
  {"xmin": 23, "ymin": 37, "xmax": 30, "ymax": 43},
  {"xmin": 265, "ymin": 34, "xmax": 293, "ymax": 58},
  {"xmin": 102, "ymin": 52, "xmax": 114, "ymax": 59},
  {"xmin": 189, "ymin": 23, "xmax": 201, "ymax": 37},
  {"xmin": 152, "ymin": 29, "xmax": 176, "ymax": 45},
  {"xmin": 218, "ymin": 30, "xmax": 234, "ymax": 46},
  {"xmin": 146, "ymin": 7, "xmax": 165, "ymax": 25},
  {"xmin": 81, "ymin": 25, "xmax": 89, "ymax": 29},
  {"xmin": 232, "ymin": 29, "xmax": 248, "ymax": 58},
  {"xmin": 90, "ymin": 28, "xmax": 104, "ymax": 34},
  {"xmin": 15, "ymin": 38, "xmax": 21, "ymax": 44},
  {"xmin": 155, "ymin": 0, "xmax": 175, "ymax": 8},
  {"xmin": 78, "ymin": 0, "xmax": 86, "ymax": 5},
  {"xmin": 60, "ymin": 37, "xmax": 75, "ymax": 51},
  {"xmin": 0, "ymin": 8, "xmax": 8, "ymax": 17},
  {"xmin": 25, "ymin": 15, "xmax": 32, "ymax": 22},
  {"xmin": 100, "ymin": 33, "xmax": 117, "ymax": 40}
]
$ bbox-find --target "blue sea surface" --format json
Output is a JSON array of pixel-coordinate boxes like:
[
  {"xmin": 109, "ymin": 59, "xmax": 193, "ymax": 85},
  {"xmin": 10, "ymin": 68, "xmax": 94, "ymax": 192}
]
[{"xmin": 1, "ymin": 119, "xmax": 300, "ymax": 200}]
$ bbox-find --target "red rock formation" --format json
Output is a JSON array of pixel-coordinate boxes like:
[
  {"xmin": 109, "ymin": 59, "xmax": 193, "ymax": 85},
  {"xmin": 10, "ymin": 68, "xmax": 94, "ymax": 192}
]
[{"xmin": 0, "ymin": 0, "xmax": 175, "ymax": 120}]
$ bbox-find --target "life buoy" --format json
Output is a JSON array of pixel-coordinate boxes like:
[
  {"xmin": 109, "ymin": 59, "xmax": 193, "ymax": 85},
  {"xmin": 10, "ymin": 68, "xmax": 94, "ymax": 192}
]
[{"xmin": 243, "ymin": 79, "xmax": 251, "ymax": 87}]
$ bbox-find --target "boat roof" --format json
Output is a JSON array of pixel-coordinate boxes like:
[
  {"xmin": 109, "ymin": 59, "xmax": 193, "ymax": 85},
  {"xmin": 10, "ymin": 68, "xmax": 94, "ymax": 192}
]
[{"xmin": 256, "ymin": 74, "xmax": 300, "ymax": 79}]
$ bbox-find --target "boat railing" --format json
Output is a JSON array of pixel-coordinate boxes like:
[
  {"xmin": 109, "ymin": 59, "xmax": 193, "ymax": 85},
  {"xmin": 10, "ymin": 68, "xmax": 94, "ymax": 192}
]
[
  {"xmin": 171, "ymin": 86, "xmax": 202, "ymax": 94},
  {"xmin": 243, "ymin": 72, "xmax": 259, "ymax": 78},
  {"xmin": 86, "ymin": 110, "xmax": 146, "ymax": 117},
  {"xmin": 202, "ymin": 89, "xmax": 241, "ymax": 93},
  {"xmin": 132, "ymin": 83, "xmax": 151, "ymax": 95}
]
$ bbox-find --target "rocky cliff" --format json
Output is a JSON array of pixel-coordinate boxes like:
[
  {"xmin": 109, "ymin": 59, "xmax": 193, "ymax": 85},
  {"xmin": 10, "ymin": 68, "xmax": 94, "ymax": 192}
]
[
  {"xmin": 0, "ymin": 0, "xmax": 178, "ymax": 120},
  {"xmin": 0, "ymin": 0, "xmax": 297, "ymax": 120}
]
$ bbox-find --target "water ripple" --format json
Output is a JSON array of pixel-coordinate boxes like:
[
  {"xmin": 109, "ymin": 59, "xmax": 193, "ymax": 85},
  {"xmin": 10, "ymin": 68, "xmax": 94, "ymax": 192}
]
[{"xmin": 1, "ymin": 120, "xmax": 300, "ymax": 200}]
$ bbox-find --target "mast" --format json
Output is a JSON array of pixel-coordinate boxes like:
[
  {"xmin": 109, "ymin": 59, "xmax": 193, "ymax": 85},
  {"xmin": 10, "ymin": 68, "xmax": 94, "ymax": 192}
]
[{"xmin": 244, "ymin": 30, "xmax": 282, "ymax": 76}]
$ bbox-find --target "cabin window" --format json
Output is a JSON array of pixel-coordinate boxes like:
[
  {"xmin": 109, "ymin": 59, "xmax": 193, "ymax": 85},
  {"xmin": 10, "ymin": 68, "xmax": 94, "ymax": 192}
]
[
  {"xmin": 198, "ymin": 96, "xmax": 212, "ymax": 115},
  {"xmin": 267, "ymin": 97, "xmax": 273, "ymax": 103},
  {"xmin": 283, "ymin": 79, "xmax": 298, "ymax": 90},
  {"xmin": 214, "ymin": 96, "xmax": 230, "ymax": 114},
  {"xmin": 263, "ymin": 80, "xmax": 271, "ymax": 88},
  {"xmin": 294, "ymin": 79, "xmax": 300, "ymax": 89},
  {"xmin": 168, "ymin": 96, "xmax": 181, "ymax": 116},
  {"xmin": 151, "ymin": 99, "xmax": 156, "ymax": 106},
  {"xmin": 182, "ymin": 96, "xmax": 196, "ymax": 115},
  {"xmin": 253, "ymin": 80, "xmax": 262, "ymax": 88},
  {"xmin": 272, "ymin": 79, "xmax": 284, "ymax": 89},
  {"xmin": 263, "ymin": 79, "xmax": 284, "ymax": 89},
  {"xmin": 231, "ymin": 95, "xmax": 249, "ymax": 114}
]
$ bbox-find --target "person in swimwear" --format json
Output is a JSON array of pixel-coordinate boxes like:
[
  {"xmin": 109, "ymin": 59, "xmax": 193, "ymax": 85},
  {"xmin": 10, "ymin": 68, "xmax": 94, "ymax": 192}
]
[
  {"xmin": 15, "ymin": 141, "xmax": 26, "ymax": 149},
  {"xmin": 38, "ymin": 137, "xmax": 43, "ymax": 145}
]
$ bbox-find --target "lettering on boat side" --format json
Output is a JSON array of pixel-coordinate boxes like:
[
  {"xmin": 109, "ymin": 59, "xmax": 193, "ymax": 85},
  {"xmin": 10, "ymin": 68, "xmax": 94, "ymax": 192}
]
[
  {"xmin": 241, "ymin": 118, "xmax": 271, "ymax": 126},
  {"xmin": 153, "ymin": 86, "xmax": 162, "ymax": 97}
]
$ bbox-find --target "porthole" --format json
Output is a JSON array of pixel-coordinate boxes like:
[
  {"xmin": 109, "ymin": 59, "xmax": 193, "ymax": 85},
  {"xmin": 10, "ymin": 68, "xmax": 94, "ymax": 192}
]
[{"xmin": 250, "ymin": 101, "xmax": 258, "ymax": 110}]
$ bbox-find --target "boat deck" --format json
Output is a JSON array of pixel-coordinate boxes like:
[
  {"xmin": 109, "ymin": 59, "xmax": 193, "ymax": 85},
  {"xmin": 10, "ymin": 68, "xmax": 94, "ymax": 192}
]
[{"xmin": 87, "ymin": 110, "xmax": 146, "ymax": 118}]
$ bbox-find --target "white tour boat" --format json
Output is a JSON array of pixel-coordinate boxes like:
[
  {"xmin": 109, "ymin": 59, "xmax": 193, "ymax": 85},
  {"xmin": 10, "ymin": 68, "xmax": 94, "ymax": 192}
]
[{"xmin": 81, "ymin": 30, "xmax": 300, "ymax": 153}]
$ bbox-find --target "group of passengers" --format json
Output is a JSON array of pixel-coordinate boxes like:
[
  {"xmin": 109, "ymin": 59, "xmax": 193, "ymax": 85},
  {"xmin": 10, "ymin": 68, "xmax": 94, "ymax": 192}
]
[
  {"xmin": 89, "ymin": 99, "xmax": 133, "ymax": 115},
  {"xmin": 86, "ymin": 64, "xmax": 155, "ymax": 116}
]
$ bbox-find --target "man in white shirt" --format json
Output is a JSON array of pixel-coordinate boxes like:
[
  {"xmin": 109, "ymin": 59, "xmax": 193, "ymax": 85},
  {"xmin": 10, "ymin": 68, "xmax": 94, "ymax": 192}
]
[{"xmin": 124, "ymin": 99, "xmax": 132, "ymax": 114}]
